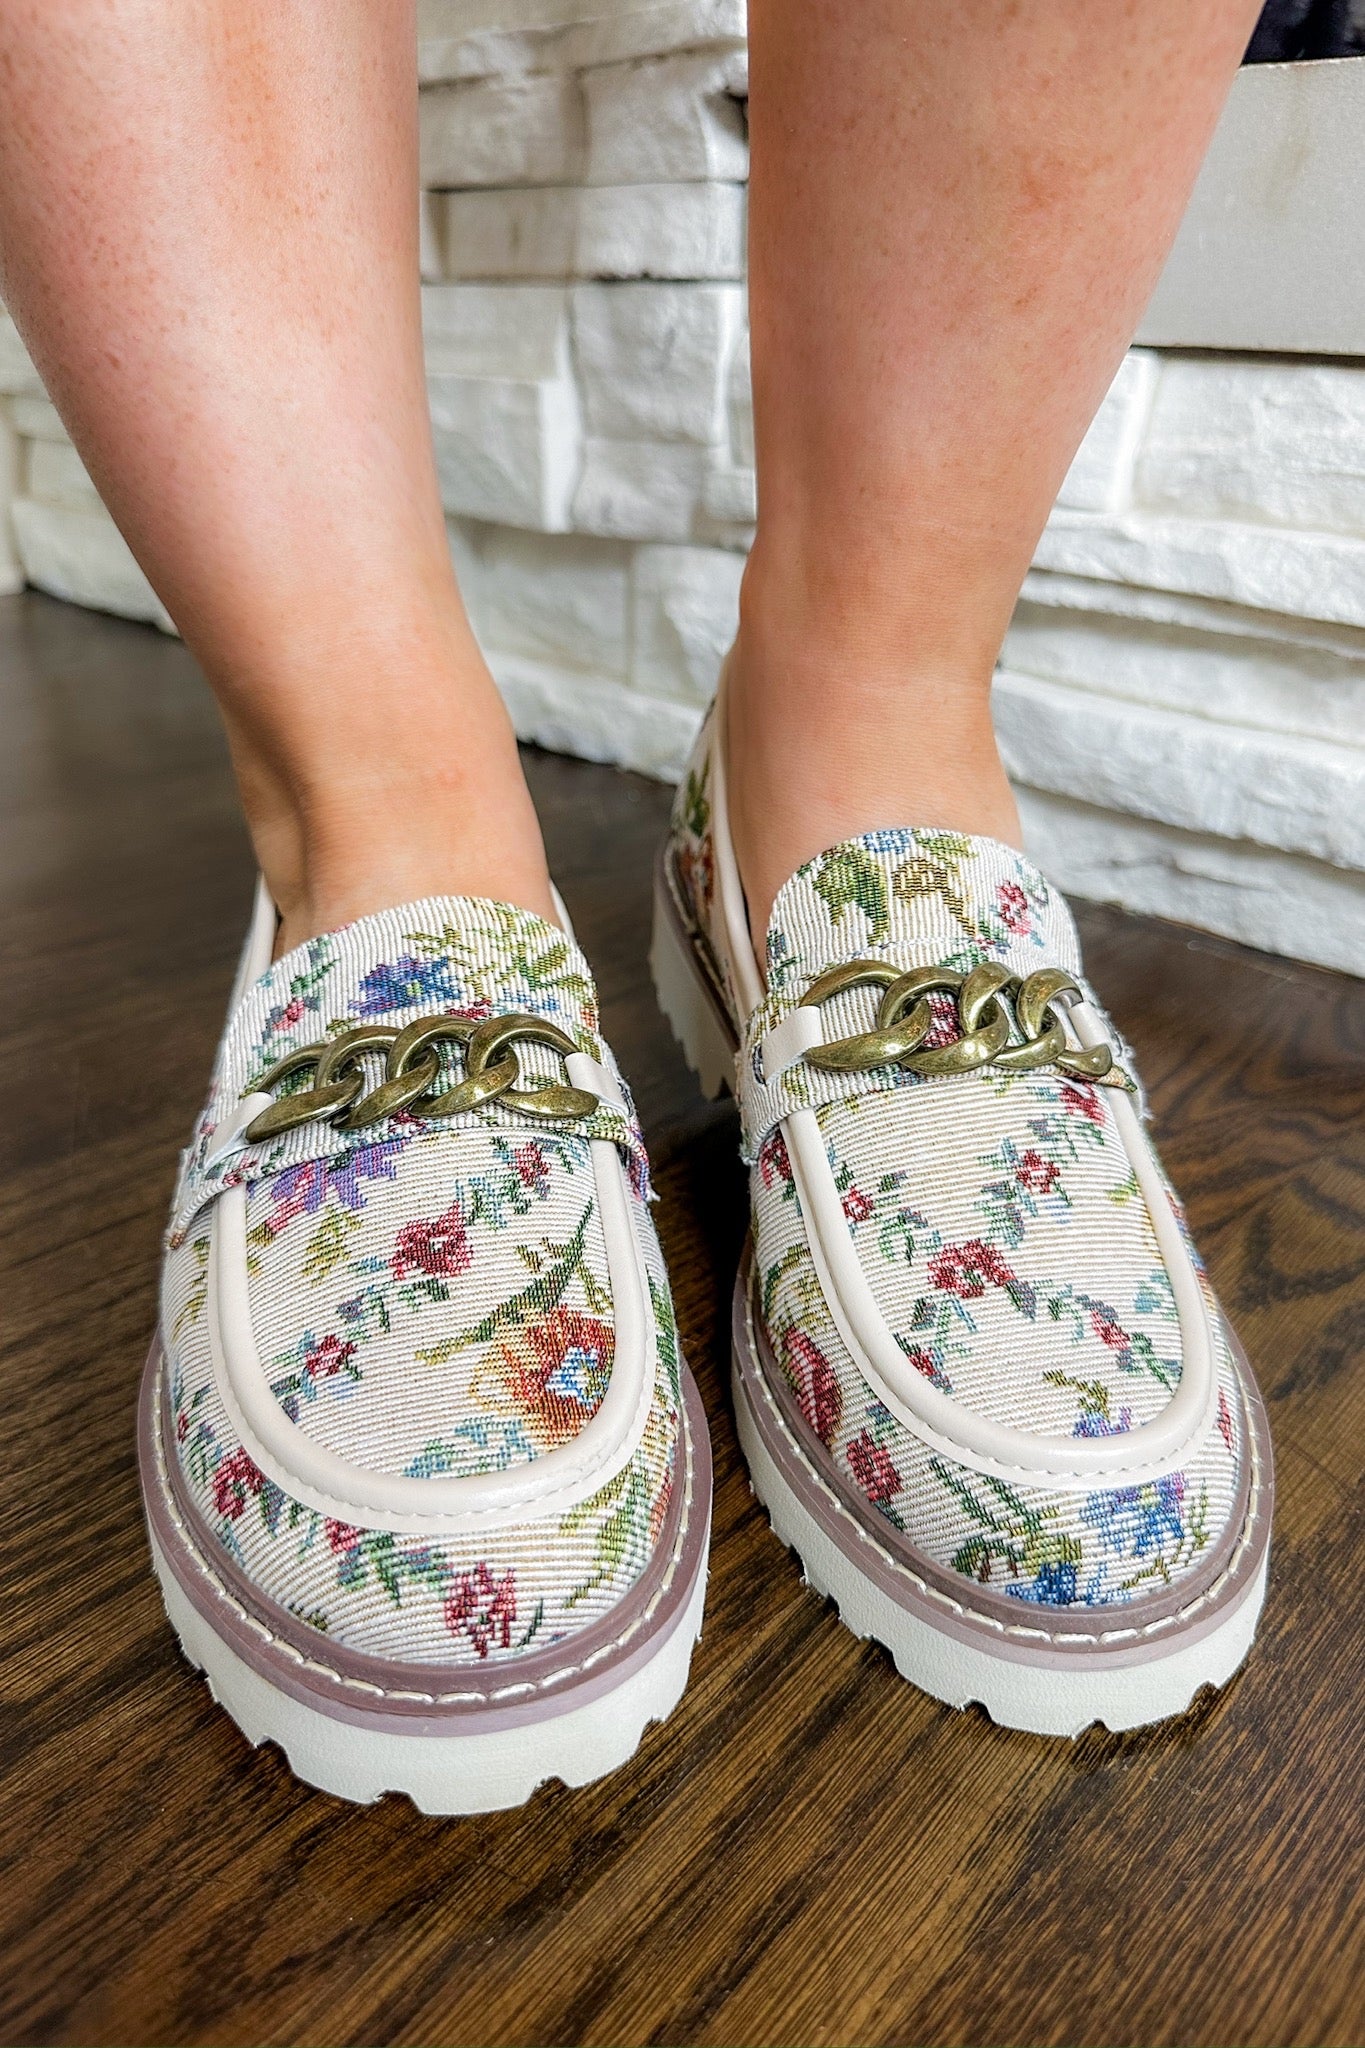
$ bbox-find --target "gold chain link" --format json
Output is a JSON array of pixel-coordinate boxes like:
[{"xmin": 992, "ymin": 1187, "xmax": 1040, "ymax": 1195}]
[
  {"xmin": 799, "ymin": 960, "xmax": 1132, "ymax": 1089},
  {"xmin": 242, "ymin": 1012, "xmax": 599, "ymax": 1145}
]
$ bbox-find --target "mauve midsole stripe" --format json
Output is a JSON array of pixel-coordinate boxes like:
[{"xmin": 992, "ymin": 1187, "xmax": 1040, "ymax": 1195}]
[{"xmin": 139, "ymin": 1334, "xmax": 711, "ymax": 1734}]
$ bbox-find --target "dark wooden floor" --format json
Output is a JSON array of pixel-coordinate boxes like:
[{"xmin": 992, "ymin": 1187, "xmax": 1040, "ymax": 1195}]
[{"xmin": 1, "ymin": 589, "xmax": 1362, "ymax": 2048}]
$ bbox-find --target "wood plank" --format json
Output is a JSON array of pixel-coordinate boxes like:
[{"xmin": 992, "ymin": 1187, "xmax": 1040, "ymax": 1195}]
[{"xmin": 0, "ymin": 591, "xmax": 1360, "ymax": 2048}]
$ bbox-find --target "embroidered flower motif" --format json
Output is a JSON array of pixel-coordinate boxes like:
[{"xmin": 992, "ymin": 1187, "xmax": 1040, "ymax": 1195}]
[
  {"xmin": 1008, "ymin": 1559, "xmax": 1079, "ymax": 1606},
  {"xmin": 262, "ymin": 1141, "xmax": 404, "ymax": 1237},
  {"xmin": 920, "ymin": 991, "xmax": 961, "ymax": 1051},
  {"xmin": 758, "ymin": 1129, "xmax": 793, "ymax": 1190},
  {"xmin": 1059, "ymin": 1080, "xmax": 1105, "ymax": 1125},
  {"xmin": 929, "ymin": 1239, "xmax": 1017, "ymax": 1300},
  {"xmin": 997, "ymin": 880, "xmax": 1032, "ymax": 936},
  {"xmin": 1083, "ymin": 1473, "xmax": 1187, "ymax": 1559},
  {"xmin": 1217, "ymin": 1388, "xmax": 1235, "ymax": 1453},
  {"xmin": 784, "ymin": 1329, "xmax": 842, "ymax": 1447},
  {"xmin": 353, "ymin": 951, "xmax": 462, "ymax": 1018},
  {"xmin": 304, "ymin": 1334, "xmax": 357, "ymax": 1379},
  {"xmin": 326, "ymin": 1519, "xmax": 362, "ymax": 1553},
  {"xmin": 444, "ymin": 1563, "xmax": 517, "ymax": 1658},
  {"xmin": 841, "ymin": 1186, "xmax": 874, "ymax": 1224},
  {"xmin": 213, "ymin": 1449, "xmax": 265, "ymax": 1521},
  {"xmin": 1089, "ymin": 1305, "xmax": 1131, "ymax": 1352},
  {"xmin": 392, "ymin": 1200, "xmax": 472, "ymax": 1281},
  {"xmin": 493, "ymin": 1308, "xmax": 615, "ymax": 1447},
  {"xmin": 1075, "ymin": 1401, "xmax": 1134, "ymax": 1439},
  {"xmin": 897, "ymin": 1341, "xmax": 952, "ymax": 1392},
  {"xmin": 1014, "ymin": 1148, "xmax": 1060, "ymax": 1195},
  {"xmin": 513, "ymin": 1142, "xmax": 550, "ymax": 1194},
  {"xmin": 847, "ymin": 1429, "xmax": 901, "ymax": 1505}
]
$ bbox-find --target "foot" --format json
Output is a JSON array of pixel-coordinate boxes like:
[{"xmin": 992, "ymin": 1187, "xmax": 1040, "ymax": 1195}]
[
  {"xmin": 145, "ymin": 881, "xmax": 710, "ymax": 1811},
  {"xmin": 653, "ymin": 701, "xmax": 1271, "ymax": 1735}
]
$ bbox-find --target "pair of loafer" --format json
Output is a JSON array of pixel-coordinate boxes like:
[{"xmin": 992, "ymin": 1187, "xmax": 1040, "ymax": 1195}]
[{"xmin": 142, "ymin": 700, "xmax": 1271, "ymax": 1812}]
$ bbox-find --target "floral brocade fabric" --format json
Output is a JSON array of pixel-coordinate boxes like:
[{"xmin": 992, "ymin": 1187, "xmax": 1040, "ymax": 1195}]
[
  {"xmin": 671, "ymin": 716, "xmax": 1245, "ymax": 1610},
  {"xmin": 162, "ymin": 895, "xmax": 682, "ymax": 1666}
]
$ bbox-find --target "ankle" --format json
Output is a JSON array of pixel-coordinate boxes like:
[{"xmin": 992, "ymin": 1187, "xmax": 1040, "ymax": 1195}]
[
  {"xmin": 270, "ymin": 794, "xmax": 558, "ymax": 956},
  {"xmin": 225, "ymin": 682, "xmax": 557, "ymax": 954},
  {"xmin": 726, "ymin": 563, "xmax": 1021, "ymax": 939}
]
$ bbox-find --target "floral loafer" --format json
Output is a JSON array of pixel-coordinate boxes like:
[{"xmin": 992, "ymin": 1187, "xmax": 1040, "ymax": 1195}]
[
  {"xmin": 142, "ymin": 883, "xmax": 710, "ymax": 1812},
  {"xmin": 651, "ymin": 699, "xmax": 1271, "ymax": 1736}
]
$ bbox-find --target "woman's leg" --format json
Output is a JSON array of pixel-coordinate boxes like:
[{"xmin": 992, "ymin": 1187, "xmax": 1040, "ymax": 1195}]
[
  {"xmin": 0, "ymin": 0, "xmax": 555, "ymax": 949},
  {"xmin": 734, "ymin": 0, "xmax": 1262, "ymax": 935}
]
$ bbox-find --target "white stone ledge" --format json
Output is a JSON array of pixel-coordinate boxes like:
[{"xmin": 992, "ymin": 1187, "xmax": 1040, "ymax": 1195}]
[
  {"xmin": 419, "ymin": 0, "xmax": 747, "ymax": 84},
  {"xmin": 1005, "ymin": 592, "xmax": 1365, "ymax": 749},
  {"xmin": 572, "ymin": 437, "xmax": 713, "ymax": 540},
  {"xmin": 451, "ymin": 518, "xmax": 631, "ymax": 676},
  {"xmin": 582, "ymin": 50, "xmax": 748, "ymax": 186},
  {"xmin": 572, "ymin": 281, "xmax": 744, "ymax": 442},
  {"xmin": 0, "ymin": 314, "xmax": 43, "ymax": 400},
  {"xmin": 1018, "ymin": 568, "xmax": 1365, "ymax": 663},
  {"xmin": 563, "ymin": 0, "xmax": 746, "ymax": 73},
  {"xmin": 1035, "ymin": 509, "xmax": 1365, "ymax": 632},
  {"xmin": 6, "ymin": 395, "xmax": 68, "ymax": 443},
  {"xmin": 441, "ymin": 180, "xmax": 744, "ymax": 286},
  {"xmin": 1138, "ymin": 57, "xmax": 1365, "ymax": 358},
  {"xmin": 701, "ymin": 461, "xmax": 755, "ymax": 529},
  {"xmin": 575, "ymin": 181, "xmax": 746, "ymax": 280},
  {"xmin": 1056, "ymin": 352, "xmax": 1158, "ymax": 515},
  {"xmin": 995, "ymin": 667, "xmax": 1365, "ymax": 872},
  {"xmin": 420, "ymin": 72, "xmax": 586, "ymax": 187},
  {"xmin": 422, "ymin": 281, "xmax": 571, "ymax": 378},
  {"xmin": 12, "ymin": 497, "xmax": 173, "ymax": 632},
  {"xmin": 1136, "ymin": 354, "xmax": 1365, "ymax": 537},
  {"xmin": 27, "ymin": 439, "xmax": 102, "ymax": 513},
  {"xmin": 1019, "ymin": 786, "xmax": 1365, "ymax": 979},
  {"xmin": 489, "ymin": 647, "xmax": 701, "ymax": 777},
  {"xmin": 0, "ymin": 412, "xmax": 21, "ymax": 595},
  {"xmin": 631, "ymin": 541, "xmax": 743, "ymax": 702},
  {"xmin": 428, "ymin": 368, "xmax": 582, "ymax": 529}
]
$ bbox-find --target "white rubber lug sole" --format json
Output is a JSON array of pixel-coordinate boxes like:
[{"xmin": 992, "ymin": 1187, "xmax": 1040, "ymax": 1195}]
[
  {"xmin": 650, "ymin": 863, "xmax": 734, "ymax": 1102},
  {"xmin": 733, "ymin": 1358, "xmax": 1267, "ymax": 1737},
  {"xmin": 150, "ymin": 1529, "xmax": 708, "ymax": 1814}
]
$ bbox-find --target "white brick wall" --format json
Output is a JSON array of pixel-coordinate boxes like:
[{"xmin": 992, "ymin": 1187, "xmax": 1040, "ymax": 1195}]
[{"xmin": 2, "ymin": 2, "xmax": 1362, "ymax": 976}]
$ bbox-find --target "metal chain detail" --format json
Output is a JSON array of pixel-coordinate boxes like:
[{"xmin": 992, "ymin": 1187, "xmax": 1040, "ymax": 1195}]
[
  {"xmin": 800, "ymin": 960, "xmax": 1132, "ymax": 1089},
  {"xmin": 242, "ymin": 1012, "xmax": 599, "ymax": 1145}
]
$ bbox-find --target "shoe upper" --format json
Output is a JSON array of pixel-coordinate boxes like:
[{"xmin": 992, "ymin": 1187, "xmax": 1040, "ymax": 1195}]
[
  {"xmin": 671, "ymin": 706, "xmax": 1252, "ymax": 1611},
  {"xmin": 162, "ymin": 891, "xmax": 683, "ymax": 1665}
]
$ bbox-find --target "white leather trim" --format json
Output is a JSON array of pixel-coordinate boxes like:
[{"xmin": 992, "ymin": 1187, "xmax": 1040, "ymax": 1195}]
[
  {"xmin": 758, "ymin": 1006, "xmax": 827, "ymax": 1084},
  {"xmin": 228, "ymin": 874, "xmax": 278, "ymax": 1007},
  {"xmin": 201, "ymin": 1094, "xmax": 272, "ymax": 1175},
  {"xmin": 705, "ymin": 685, "xmax": 1220, "ymax": 1492},
  {"xmin": 781, "ymin": 1046, "xmax": 1219, "ymax": 1494},
  {"xmin": 708, "ymin": 667, "xmax": 766, "ymax": 1020},
  {"xmin": 206, "ymin": 1135, "xmax": 655, "ymax": 1532},
  {"xmin": 566, "ymin": 1050, "xmax": 626, "ymax": 1109}
]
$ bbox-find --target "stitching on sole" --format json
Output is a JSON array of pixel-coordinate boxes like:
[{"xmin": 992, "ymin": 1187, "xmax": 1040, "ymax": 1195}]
[
  {"xmin": 150, "ymin": 1348, "xmax": 700, "ymax": 1708},
  {"xmin": 740, "ymin": 1272, "xmax": 1265, "ymax": 1654}
]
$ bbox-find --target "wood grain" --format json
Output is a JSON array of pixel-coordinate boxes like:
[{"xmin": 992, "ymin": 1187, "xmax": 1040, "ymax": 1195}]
[{"xmin": 0, "ymin": 590, "xmax": 1361, "ymax": 2048}]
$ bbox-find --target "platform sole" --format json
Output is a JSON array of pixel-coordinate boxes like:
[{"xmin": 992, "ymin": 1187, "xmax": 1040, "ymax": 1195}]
[
  {"xmin": 140, "ymin": 1338, "xmax": 711, "ymax": 1813},
  {"xmin": 652, "ymin": 842, "xmax": 1272, "ymax": 1736}
]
